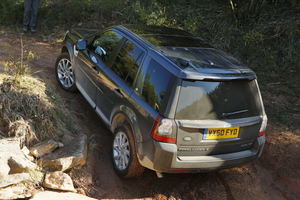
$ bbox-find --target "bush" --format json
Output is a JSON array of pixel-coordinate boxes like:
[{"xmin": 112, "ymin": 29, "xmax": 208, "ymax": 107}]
[
  {"xmin": 0, "ymin": 0, "xmax": 24, "ymax": 25},
  {"xmin": 37, "ymin": 0, "xmax": 132, "ymax": 28},
  {"xmin": 0, "ymin": 0, "xmax": 132, "ymax": 28},
  {"xmin": 229, "ymin": 0, "xmax": 266, "ymax": 23}
]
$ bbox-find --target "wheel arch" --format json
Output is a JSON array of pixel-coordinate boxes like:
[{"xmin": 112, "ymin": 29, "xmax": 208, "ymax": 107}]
[
  {"xmin": 60, "ymin": 43, "xmax": 74, "ymax": 61},
  {"xmin": 111, "ymin": 107, "xmax": 143, "ymax": 145},
  {"xmin": 111, "ymin": 112, "xmax": 131, "ymax": 134},
  {"xmin": 61, "ymin": 45, "xmax": 69, "ymax": 54}
]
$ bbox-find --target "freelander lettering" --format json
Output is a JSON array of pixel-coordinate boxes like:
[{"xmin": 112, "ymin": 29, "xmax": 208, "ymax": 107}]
[
  {"xmin": 178, "ymin": 147, "xmax": 209, "ymax": 151},
  {"xmin": 208, "ymin": 128, "xmax": 238, "ymax": 137}
]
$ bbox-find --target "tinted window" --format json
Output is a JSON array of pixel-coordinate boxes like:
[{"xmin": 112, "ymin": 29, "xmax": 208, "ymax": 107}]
[
  {"xmin": 111, "ymin": 40, "xmax": 144, "ymax": 86},
  {"xmin": 126, "ymin": 52, "xmax": 144, "ymax": 86},
  {"xmin": 142, "ymin": 59, "xmax": 171, "ymax": 111},
  {"xmin": 175, "ymin": 80, "xmax": 263, "ymax": 120},
  {"xmin": 91, "ymin": 30, "xmax": 122, "ymax": 62}
]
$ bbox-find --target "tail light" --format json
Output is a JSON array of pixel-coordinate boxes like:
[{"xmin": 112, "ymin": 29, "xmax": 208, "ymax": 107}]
[
  {"xmin": 151, "ymin": 115, "xmax": 177, "ymax": 143},
  {"xmin": 258, "ymin": 115, "xmax": 267, "ymax": 137}
]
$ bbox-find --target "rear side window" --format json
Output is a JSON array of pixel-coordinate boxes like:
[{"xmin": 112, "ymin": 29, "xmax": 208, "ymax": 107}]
[
  {"xmin": 111, "ymin": 40, "xmax": 144, "ymax": 86},
  {"xmin": 91, "ymin": 30, "xmax": 122, "ymax": 62},
  {"xmin": 175, "ymin": 80, "xmax": 263, "ymax": 120},
  {"xmin": 142, "ymin": 59, "xmax": 171, "ymax": 111}
]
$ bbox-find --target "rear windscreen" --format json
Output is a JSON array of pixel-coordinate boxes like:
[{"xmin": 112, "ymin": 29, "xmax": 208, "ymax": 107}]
[{"xmin": 175, "ymin": 80, "xmax": 263, "ymax": 120}]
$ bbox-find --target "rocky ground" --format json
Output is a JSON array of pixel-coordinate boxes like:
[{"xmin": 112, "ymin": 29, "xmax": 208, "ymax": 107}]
[{"xmin": 0, "ymin": 30, "xmax": 300, "ymax": 200}]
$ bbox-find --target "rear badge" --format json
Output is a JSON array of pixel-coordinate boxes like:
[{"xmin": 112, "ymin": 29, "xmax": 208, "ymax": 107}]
[
  {"xmin": 183, "ymin": 136, "xmax": 192, "ymax": 141},
  {"xmin": 178, "ymin": 147, "xmax": 209, "ymax": 151}
]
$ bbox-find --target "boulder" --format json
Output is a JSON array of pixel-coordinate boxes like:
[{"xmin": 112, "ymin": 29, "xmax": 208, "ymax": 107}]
[
  {"xmin": 0, "ymin": 185, "xmax": 32, "ymax": 199},
  {"xmin": 0, "ymin": 157, "xmax": 10, "ymax": 180},
  {"xmin": 0, "ymin": 173, "xmax": 30, "ymax": 188},
  {"xmin": 30, "ymin": 191, "xmax": 97, "ymax": 200},
  {"xmin": 29, "ymin": 139, "xmax": 60, "ymax": 158},
  {"xmin": 7, "ymin": 156, "xmax": 30, "ymax": 174},
  {"xmin": 21, "ymin": 146, "xmax": 35, "ymax": 162},
  {"xmin": 44, "ymin": 171, "xmax": 75, "ymax": 192},
  {"xmin": 39, "ymin": 133, "xmax": 87, "ymax": 172},
  {"xmin": 0, "ymin": 138, "xmax": 34, "ymax": 188}
]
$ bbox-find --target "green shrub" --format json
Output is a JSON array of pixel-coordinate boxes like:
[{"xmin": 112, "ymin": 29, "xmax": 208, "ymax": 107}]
[{"xmin": 0, "ymin": 0, "xmax": 24, "ymax": 25}]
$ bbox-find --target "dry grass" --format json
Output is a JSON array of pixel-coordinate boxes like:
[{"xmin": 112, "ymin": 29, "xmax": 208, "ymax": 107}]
[{"xmin": 0, "ymin": 74, "xmax": 77, "ymax": 148}]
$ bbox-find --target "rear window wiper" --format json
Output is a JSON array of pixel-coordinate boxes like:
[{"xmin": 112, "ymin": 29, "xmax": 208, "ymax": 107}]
[{"xmin": 222, "ymin": 110, "xmax": 249, "ymax": 117}]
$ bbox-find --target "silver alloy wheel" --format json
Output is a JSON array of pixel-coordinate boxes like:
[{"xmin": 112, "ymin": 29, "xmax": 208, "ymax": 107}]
[
  {"xmin": 57, "ymin": 58, "xmax": 74, "ymax": 88},
  {"xmin": 113, "ymin": 131, "xmax": 130, "ymax": 170}
]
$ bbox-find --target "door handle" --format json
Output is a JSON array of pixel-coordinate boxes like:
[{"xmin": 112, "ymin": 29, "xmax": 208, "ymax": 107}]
[
  {"xmin": 92, "ymin": 66, "xmax": 99, "ymax": 74},
  {"xmin": 114, "ymin": 88, "xmax": 124, "ymax": 98}
]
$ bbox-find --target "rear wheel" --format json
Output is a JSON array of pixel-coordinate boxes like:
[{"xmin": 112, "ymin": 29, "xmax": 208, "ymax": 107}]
[
  {"xmin": 112, "ymin": 124, "xmax": 145, "ymax": 178},
  {"xmin": 55, "ymin": 53, "xmax": 78, "ymax": 92}
]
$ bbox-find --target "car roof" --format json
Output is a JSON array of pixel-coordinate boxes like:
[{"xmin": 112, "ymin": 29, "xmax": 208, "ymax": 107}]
[{"xmin": 117, "ymin": 25, "xmax": 256, "ymax": 80}]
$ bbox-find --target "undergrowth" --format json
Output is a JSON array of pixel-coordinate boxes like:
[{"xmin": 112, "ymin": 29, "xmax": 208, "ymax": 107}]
[{"xmin": 0, "ymin": 74, "xmax": 77, "ymax": 147}]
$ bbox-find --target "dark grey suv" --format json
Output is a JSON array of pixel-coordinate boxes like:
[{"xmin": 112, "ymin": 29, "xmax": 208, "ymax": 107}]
[{"xmin": 55, "ymin": 25, "xmax": 267, "ymax": 178}]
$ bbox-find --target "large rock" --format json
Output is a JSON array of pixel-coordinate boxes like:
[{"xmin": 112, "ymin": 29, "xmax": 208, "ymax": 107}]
[
  {"xmin": 0, "ymin": 138, "xmax": 34, "ymax": 188},
  {"xmin": 39, "ymin": 133, "xmax": 87, "ymax": 171},
  {"xmin": 29, "ymin": 139, "xmax": 59, "ymax": 158},
  {"xmin": 0, "ymin": 185, "xmax": 32, "ymax": 199},
  {"xmin": 0, "ymin": 157, "xmax": 10, "ymax": 180},
  {"xmin": 43, "ymin": 171, "xmax": 75, "ymax": 192},
  {"xmin": 21, "ymin": 146, "xmax": 35, "ymax": 162},
  {"xmin": 8, "ymin": 156, "xmax": 31, "ymax": 174},
  {"xmin": 0, "ymin": 172, "xmax": 30, "ymax": 188},
  {"xmin": 30, "ymin": 191, "xmax": 97, "ymax": 200}
]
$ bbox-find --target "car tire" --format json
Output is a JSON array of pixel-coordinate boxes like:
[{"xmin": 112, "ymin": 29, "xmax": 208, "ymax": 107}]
[
  {"xmin": 55, "ymin": 53, "xmax": 78, "ymax": 92},
  {"xmin": 112, "ymin": 123, "xmax": 145, "ymax": 178}
]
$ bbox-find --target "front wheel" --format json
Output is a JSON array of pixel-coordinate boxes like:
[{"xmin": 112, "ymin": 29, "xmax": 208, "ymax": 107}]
[
  {"xmin": 55, "ymin": 53, "xmax": 78, "ymax": 92},
  {"xmin": 112, "ymin": 124, "xmax": 145, "ymax": 178}
]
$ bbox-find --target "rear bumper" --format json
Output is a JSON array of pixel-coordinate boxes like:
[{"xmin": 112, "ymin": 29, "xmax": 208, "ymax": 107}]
[{"xmin": 142, "ymin": 135, "xmax": 265, "ymax": 173}]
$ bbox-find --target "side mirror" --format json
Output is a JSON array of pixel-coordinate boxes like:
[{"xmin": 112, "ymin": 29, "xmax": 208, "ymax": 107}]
[{"xmin": 76, "ymin": 39, "xmax": 87, "ymax": 51}]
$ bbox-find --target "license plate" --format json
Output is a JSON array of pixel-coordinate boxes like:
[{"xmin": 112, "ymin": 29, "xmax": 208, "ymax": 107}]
[{"xmin": 203, "ymin": 127, "xmax": 240, "ymax": 140}]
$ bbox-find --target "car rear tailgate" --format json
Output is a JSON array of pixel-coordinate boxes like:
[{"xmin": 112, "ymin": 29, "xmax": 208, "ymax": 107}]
[{"xmin": 175, "ymin": 116, "xmax": 262, "ymax": 156}]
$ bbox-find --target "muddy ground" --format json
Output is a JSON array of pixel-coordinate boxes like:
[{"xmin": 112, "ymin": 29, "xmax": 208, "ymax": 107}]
[{"xmin": 0, "ymin": 30, "xmax": 299, "ymax": 200}]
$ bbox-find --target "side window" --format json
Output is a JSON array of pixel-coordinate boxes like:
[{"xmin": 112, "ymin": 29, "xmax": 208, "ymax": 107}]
[
  {"xmin": 142, "ymin": 59, "xmax": 171, "ymax": 111},
  {"xmin": 91, "ymin": 30, "xmax": 122, "ymax": 62},
  {"xmin": 111, "ymin": 40, "xmax": 144, "ymax": 86}
]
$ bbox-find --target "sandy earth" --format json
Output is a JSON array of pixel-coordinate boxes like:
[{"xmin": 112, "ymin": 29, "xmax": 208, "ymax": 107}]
[{"xmin": 0, "ymin": 30, "xmax": 299, "ymax": 200}]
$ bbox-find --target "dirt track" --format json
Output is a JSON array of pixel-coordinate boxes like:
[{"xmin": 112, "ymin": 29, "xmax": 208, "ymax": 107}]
[{"xmin": 1, "ymin": 30, "xmax": 300, "ymax": 200}]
